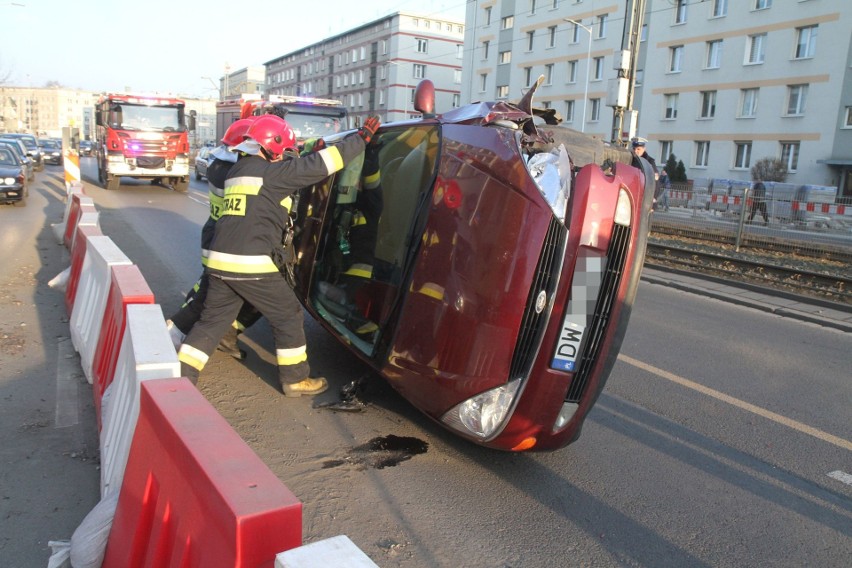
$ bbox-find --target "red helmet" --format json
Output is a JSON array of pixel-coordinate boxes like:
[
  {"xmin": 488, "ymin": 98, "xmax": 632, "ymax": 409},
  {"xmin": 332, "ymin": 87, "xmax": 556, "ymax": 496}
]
[
  {"xmin": 221, "ymin": 118, "xmax": 255, "ymax": 147},
  {"xmin": 245, "ymin": 114, "xmax": 296, "ymax": 159}
]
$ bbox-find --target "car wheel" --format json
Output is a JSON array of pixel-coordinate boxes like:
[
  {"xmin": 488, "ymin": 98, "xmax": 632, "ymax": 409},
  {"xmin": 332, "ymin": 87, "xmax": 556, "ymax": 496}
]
[{"xmin": 195, "ymin": 169, "xmax": 202, "ymax": 181}]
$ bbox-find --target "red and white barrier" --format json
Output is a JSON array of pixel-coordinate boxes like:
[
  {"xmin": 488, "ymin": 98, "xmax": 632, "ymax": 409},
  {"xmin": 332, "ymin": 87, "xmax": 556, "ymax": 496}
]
[
  {"xmin": 99, "ymin": 304, "xmax": 180, "ymax": 497},
  {"xmin": 91, "ymin": 265, "xmax": 156, "ymax": 429},
  {"xmin": 69, "ymin": 236, "xmax": 133, "ymax": 383},
  {"xmin": 51, "ymin": 182, "xmax": 86, "ymax": 244},
  {"xmin": 63, "ymin": 192, "xmax": 97, "ymax": 249},
  {"xmin": 791, "ymin": 201, "xmax": 848, "ymax": 216},
  {"xmin": 64, "ymin": 223, "xmax": 104, "ymax": 314},
  {"xmin": 102, "ymin": 378, "xmax": 302, "ymax": 567}
]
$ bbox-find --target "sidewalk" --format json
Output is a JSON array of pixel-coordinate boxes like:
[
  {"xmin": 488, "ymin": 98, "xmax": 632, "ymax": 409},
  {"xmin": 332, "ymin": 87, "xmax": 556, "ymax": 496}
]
[{"xmin": 641, "ymin": 266, "xmax": 852, "ymax": 333}]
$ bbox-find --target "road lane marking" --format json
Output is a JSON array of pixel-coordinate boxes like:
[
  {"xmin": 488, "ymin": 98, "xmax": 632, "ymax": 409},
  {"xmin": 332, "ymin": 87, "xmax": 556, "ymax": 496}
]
[
  {"xmin": 55, "ymin": 337, "xmax": 79, "ymax": 428},
  {"xmin": 827, "ymin": 471, "xmax": 852, "ymax": 486},
  {"xmin": 618, "ymin": 354, "xmax": 852, "ymax": 452}
]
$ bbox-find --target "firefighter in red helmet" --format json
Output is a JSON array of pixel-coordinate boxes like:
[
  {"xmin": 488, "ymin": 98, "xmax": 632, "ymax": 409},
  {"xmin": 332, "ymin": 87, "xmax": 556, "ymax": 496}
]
[{"xmin": 178, "ymin": 114, "xmax": 382, "ymax": 397}]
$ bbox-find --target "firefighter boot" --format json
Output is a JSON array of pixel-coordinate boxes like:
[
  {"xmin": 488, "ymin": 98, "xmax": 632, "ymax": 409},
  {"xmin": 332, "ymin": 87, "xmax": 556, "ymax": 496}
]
[
  {"xmin": 217, "ymin": 326, "xmax": 246, "ymax": 360},
  {"xmin": 281, "ymin": 377, "xmax": 329, "ymax": 398},
  {"xmin": 180, "ymin": 362, "xmax": 200, "ymax": 386}
]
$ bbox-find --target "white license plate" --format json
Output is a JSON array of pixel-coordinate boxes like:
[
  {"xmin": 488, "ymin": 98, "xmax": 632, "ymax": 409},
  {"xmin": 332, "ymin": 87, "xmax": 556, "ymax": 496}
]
[
  {"xmin": 551, "ymin": 318, "xmax": 585, "ymax": 372},
  {"xmin": 7, "ymin": 191, "xmax": 19, "ymax": 197}
]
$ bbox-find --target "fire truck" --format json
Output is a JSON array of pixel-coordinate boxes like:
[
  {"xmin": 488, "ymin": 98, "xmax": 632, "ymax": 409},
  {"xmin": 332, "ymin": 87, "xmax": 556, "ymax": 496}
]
[
  {"xmin": 95, "ymin": 93, "xmax": 192, "ymax": 192},
  {"xmin": 216, "ymin": 94, "xmax": 349, "ymax": 145}
]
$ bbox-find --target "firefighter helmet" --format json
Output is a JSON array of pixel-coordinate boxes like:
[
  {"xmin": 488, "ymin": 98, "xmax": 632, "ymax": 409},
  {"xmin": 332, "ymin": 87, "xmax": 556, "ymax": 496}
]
[
  {"xmin": 245, "ymin": 114, "xmax": 296, "ymax": 159},
  {"xmin": 221, "ymin": 118, "xmax": 255, "ymax": 148}
]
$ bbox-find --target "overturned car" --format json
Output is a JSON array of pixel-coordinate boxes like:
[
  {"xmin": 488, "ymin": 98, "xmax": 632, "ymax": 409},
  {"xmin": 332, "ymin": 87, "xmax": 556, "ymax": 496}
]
[{"xmin": 289, "ymin": 79, "xmax": 655, "ymax": 451}]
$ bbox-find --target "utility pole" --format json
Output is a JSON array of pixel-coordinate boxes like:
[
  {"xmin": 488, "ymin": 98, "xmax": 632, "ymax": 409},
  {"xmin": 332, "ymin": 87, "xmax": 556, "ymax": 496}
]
[{"xmin": 609, "ymin": 0, "xmax": 647, "ymax": 147}]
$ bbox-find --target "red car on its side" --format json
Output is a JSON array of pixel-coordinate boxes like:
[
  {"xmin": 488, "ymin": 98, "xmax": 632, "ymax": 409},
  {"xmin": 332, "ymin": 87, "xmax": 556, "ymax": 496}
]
[{"xmin": 290, "ymin": 79, "xmax": 655, "ymax": 451}]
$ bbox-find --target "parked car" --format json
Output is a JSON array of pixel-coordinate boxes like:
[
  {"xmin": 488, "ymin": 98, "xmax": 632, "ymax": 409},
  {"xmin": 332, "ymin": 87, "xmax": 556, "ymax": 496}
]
[
  {"xmin": 194, "ymin": 146, "xmax": 212, "ymax": 180},
  {"xmin": 38, "ymin": 138, "xmax": 64, "ymax": 165},
  {"xmin": 287, "ymin": 79, "xmax": 655, "ymax": 452},
  {"xmin": 0, "ymin": 145, "xmax": 28, "ymax": 205},
  {"xmin": 2, "ymin": 133, "xmax": 44, "ymax": 171},
  {"xmin": 79, "ymin": 139, "xmax": 93, "ymax": 156},
  {"xmin": 0, "ymin": 139, "xmax": 35, "ymax": 181}
]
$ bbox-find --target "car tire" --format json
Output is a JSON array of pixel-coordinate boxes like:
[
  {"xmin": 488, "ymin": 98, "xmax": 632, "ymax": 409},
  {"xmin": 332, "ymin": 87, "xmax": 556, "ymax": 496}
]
[{"xmin": 195, "ymin": 170, "xmax": 202, "ymax": 181}]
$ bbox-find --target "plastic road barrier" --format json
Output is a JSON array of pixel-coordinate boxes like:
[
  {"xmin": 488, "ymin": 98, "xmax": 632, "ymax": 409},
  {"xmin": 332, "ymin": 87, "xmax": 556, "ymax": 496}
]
[
  {"xmin": 275, "ymin": 535, "xmax": 379, "ymax": 567},
  {"xmin": 51, "ymin": 182, "xmax": 85, "ymax": 244},
  {"xmin": 102, "ymin": 377, "xmax": 302, "ymax": 567},
  {"xmin": 64, "ymin": 149, "xmax": 81, "ymax": 189},
  {"xmin": 64, "ymin": 223, "xmax": 104, "ymax": 315},
  {"xmin": 91, "ymin": 265, "xmax": 156, "ymax": 429},
  {"xmin": 63, "ymin": 192, "xmax": 96, "ymax": 249},
  {"xmin": 69, "ymin": 236, "xmax": 133, "ymax": 383},
  {"xmin": 99, "ymin": 304, "xmax": 180, "ymax": 498}
]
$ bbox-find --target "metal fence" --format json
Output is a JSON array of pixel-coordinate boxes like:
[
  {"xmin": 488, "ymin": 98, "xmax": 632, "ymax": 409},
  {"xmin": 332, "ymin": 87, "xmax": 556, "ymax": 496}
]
[{"xmin": 649, "ymin": 179, "xmax": 852, "ymax": 260}]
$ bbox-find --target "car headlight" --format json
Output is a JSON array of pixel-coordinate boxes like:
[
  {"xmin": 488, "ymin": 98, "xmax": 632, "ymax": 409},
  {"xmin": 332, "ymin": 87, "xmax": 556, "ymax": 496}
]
[
  {"xmin": 441, "ymin": 378, "xmax": 522, "ymax": 439},
  {"xmin": 3, "ymin": 177, "xmax": 16, "ymax": 184}
]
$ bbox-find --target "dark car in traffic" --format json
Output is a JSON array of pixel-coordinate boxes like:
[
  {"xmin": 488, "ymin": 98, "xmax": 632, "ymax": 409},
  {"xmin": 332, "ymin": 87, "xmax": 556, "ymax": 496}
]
[
  {"xmin": 38, "ymin": 138, "xmax": 64, "ymax": 165},
  {"xmin": 286, "ymin": 79, "xmax": 654, "ymax": 451},
  {"xmin": 0, "ymin": 146, "xmax": 28, "ymax": 205},
  {"xmin": 2, "ymin": 133, "xmax": 44, "ymax": 171},
  {"xmin": 79, "ymin": 139, "xmax": 93, "ymax": 156},
  {"xmin": 0, "ymin": 138, "xmax": 35, "ymax": 181},
  {"xmin": 194, "ymin": 146, "xmax": 212, "ymax": 180}
]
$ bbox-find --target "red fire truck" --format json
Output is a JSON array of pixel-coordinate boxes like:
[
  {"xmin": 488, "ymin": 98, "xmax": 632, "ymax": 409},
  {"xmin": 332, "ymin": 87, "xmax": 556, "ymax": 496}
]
[
  {"xmin": 216, "ymin": 94, "xmax": 349, "ymax": 145},
  {"xmin": 95, "ymin": 93, "xmax": 191, "ymax": 192}
]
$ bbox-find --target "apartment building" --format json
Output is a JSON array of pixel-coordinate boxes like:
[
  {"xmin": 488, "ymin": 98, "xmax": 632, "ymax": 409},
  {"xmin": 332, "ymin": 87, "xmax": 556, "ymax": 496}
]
[
  {"xmin": 461, "ymin": 0, "xmax": 852, "ymax": 197},
  {"xmin": 263, "ymin": 12, "xmax": 465, "ymax": 126}
]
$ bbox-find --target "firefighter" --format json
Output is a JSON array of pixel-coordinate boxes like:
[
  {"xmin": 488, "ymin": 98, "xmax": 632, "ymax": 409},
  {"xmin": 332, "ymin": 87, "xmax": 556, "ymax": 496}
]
[
  {"xmin": 166, "ymin": 118, "xmax": 262, "ymax": 359},
  {"xmin": 178, "ymin": 113, "xmax": 381, "ymax": 397}
]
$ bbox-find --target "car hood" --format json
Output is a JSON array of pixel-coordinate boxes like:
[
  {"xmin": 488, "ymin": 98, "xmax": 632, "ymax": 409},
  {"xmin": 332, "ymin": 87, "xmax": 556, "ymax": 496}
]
[{"xmin": 0, "ymin": 165, "xmax": 23, "ymax": 177}]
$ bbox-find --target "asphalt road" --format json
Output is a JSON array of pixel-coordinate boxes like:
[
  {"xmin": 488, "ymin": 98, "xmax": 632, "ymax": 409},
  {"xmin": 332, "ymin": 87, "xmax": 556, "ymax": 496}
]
[{"xmin": 2, "ymin": 163, "xmax": 850, "ymax": 567}]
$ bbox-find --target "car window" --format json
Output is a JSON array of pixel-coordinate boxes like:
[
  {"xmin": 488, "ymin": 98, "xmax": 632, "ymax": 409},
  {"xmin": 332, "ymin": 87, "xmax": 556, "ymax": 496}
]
[{"xmin": 0, "ymin": 148, "xmax": 16, "ymax": 166}]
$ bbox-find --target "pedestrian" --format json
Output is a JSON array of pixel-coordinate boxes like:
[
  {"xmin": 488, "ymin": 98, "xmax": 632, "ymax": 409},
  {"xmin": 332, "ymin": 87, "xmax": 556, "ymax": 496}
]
[
  {"xmin": 178, "ymin": 113, "xmax": 381, "ymax": 397},
  {"xmin": 658, "ymin": 168, "xmax": 671, "ymax": 211},
  {"xmin": 748, "ymin": 178, "xmax": 769, "ymax": 225},
  {"xmin": 166, "ymin": 118, "xmax": 262, "ymax": 360},
  {"xmin": 631, "ymin": 137, "xmax": 660, "ymax": 208}
]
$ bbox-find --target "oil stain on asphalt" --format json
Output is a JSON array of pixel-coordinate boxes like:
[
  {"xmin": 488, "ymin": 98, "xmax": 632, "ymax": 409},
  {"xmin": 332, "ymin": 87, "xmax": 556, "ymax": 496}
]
[{"xmin": 323, "ymin": 435, "xmax": 428, "ymax": 470}]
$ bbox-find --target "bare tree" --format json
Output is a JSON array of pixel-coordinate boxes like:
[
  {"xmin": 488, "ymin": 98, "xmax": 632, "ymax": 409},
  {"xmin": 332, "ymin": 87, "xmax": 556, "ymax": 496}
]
[{"xmin": 750, "ymin": 158, "xmax": 788, "ymax": 183}]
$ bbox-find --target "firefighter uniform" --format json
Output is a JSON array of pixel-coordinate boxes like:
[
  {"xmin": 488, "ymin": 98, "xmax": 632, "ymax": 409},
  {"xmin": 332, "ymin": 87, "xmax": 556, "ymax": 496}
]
[{"xmin": 178, "ymin": 133, "xmax": 366, "ymax": 389}]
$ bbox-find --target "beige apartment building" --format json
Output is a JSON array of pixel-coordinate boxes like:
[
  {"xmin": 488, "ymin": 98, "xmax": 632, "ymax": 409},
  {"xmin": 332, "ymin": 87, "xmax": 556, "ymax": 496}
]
[
  {"xmin": 263, "ymin": 11, "xmax": 465, "ymax": 127},
  {"xmin": 461, "ymin": 0, "xmax": 852, "ymax": 198}
]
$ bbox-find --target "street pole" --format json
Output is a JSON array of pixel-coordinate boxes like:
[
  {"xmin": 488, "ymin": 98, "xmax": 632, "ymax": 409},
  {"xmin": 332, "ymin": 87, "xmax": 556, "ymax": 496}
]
[{"xmin": 565, "ymin": 19, "xmax": 591, "ymax": 132}]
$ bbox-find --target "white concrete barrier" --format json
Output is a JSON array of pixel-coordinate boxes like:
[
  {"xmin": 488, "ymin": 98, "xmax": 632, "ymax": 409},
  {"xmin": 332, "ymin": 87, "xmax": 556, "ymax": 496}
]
[
  {"xmin": 99, "ymin": 304, "xmax": 180, "ymax": 497},
  {"xmin": 69, "ymin": 236, "xmax": 132, "ymax": 383}
]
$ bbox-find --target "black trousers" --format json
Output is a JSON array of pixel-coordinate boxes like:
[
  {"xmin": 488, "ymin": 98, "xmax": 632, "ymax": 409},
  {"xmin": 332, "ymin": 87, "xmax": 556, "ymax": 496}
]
[
  {"xmin": 170, "ymin": 270, "xmax": 261, "ymax": 335},
  {"xmin": 180, "ymin": 274, "xmax": 310, "ymax": 385}
]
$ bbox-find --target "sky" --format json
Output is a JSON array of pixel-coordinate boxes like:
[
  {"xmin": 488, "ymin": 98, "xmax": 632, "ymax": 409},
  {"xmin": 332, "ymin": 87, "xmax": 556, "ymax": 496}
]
[{"xmin": 0, "ymin": 0, "xmax": 466, "ymax": 98}]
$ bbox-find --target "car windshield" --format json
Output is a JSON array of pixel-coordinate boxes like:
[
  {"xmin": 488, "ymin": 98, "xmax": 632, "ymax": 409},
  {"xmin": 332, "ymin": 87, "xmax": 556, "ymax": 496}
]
[
  {"xmin": 288, "ymin": 113, "xmax": 344, "ymax": 140},
  {"xmin": 39, "ymin": 140, "xmax": 60, "ymax": 149},
  {"xmin": 0, "ymin": 148, "xmax": 16, "ymax": 166},
  {"xmin": 111, "ymin": 103, "xmax": 183, "ymax": 132}
]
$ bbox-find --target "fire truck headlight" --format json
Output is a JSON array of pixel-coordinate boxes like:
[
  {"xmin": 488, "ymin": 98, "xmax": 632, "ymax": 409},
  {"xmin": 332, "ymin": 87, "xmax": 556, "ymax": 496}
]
[{"xmin": 441, "ymin": 379, "xmax": 521, "ymax": 439}]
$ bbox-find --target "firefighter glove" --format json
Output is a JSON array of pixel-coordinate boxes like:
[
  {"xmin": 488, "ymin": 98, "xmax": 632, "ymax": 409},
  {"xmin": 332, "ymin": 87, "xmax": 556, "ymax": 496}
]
[{"xmin": 358, "ymin": 116, "xmax": 381, "ymax": 144}]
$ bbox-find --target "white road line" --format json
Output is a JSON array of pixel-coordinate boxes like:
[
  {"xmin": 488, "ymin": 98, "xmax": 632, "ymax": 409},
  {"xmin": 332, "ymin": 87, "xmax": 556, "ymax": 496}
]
[
  {"xmin": 827, "ymin": 470, "xmax": 852, "ymax": 486},
  {"xmin": 55, "ymin": 337, "xmax": 79, "ymax": 428},
  {"xmin": 619, "ymin": 354, "xmax": 852, "ymax": 452}
]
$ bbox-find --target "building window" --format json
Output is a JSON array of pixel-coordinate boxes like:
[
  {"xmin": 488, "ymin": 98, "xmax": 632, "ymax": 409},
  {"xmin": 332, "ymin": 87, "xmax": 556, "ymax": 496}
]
[
  {"xmin": 530, "ymin": 0, "xmax": 537, "ymax": 15},
  {"xmin": 754, "ymin": 0, "xmax": 772, "ymax": 9},
  {"xmin": 591, "ymin": 98, "xmax": 601, "ymax": 121},
  {"xmin": 706, "ymin": 40, "xmax": 723, "ymax": 69},
  {"xmin": 454, "ymin": 69, "xmax": 462, "ymax": 84},
  {"xmin": 497, "ymin": 85, "xmax": 509, "ymax": 99},
  {"xmin": 739, "ymin": 88, "xmax": 759, "ymax": 117},
  {"xmin": 845, "ymin": 106, "xmax": 852, "ymax": 128},
  {"xmin": 669, "ymin": 46, "xmax": 683, "ymax": 72},
  {"xmin": 501, "ymin": 16, "xmax": 514, "ymax": 30},
  {"xmin": 664, "ymin": 93, "xmax": 679, "ymax": 119},
  {"xmin": 660, "ymin": 140, "xmax": 673, "ymax": 163},
  {"xmin": 499, "ymin": 51, "xmax": 512, "ymax": 64},
  {"xmin": 545, "ymin": 63, "xmax": 554, "ymax": 85},
  {"xmin": 786, "ymin": 84, "xmax": 808, "ymax": 116},
  {"xmin": 452, "ymin": 94, "xmax": 460, "ymax": 108},
  {"xmin": 734, "ymin": 141, "xmax": 752, "ymax": 169},
  {"xmin": 780, "ymin": 142, "xmax": 800, "ymax": 172},
  {"xmin": 485, "ymin": 6, "xmax": 492, "ymax": 25},
  {"xmin": 457, "ymin": 44, "xmax": 463, "ymax": 59},
  {"xmin": 548, "ymin": 26, "xmax": 557, "ymax": 48},
  {"xmin": 674, "ymin": 0, "xmax": 688, "ymax": 24},
  {"xmin": 416, "ymin": 39, "xmax": 428, "ymax": 54},
  {"xmin": 564, "ymin": 100, "xmax": 575, "ymax": 123},
  {"xmin": 482, "ymin": 40, "xmax": 490, "ymax": 60},
  {"xmin": 699, "ymin": 91, "xmax": 717, "ymax": 118},
  {"xmin": 525, "ymin": 67, "xmax": 533, "ymax": 86},
  {"xmin": 572, "ymin": 23, "xmax": 581, "ymax": 44},
  {"xmin": 695, "ymin": 141, "xmax": 710, "ymax": 167},
  {"xmin": 568, "ymin": 60, "xmax": 578, "ymax": 83},
  {"xmin": 480, "ymin": 73, "xmax": 488, "ymax": 92},
  {"xmin": 597, "ymin": 14, "xmax": 607, "ymax": 38},
  {"xmin": 746, "ymin": 34, "xmax": 766, "ymax": 64},
  {"xmin": 712, "ymin": 0, "xmax": 728, "ymax": 17},
  {"xmin": 413, "ymin": 64, "xmax": 426, "ymax": 79},
  {"xmin": 794, "ymin": 26, "xmax": 817, "ymax": 59},
  {"xmin": 527, "ymin": 31, "xmax": 535, "ymax": 51},
  {"xmin": 593, "ymin": 57, "xmax": 604, "ymax": 80}
]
